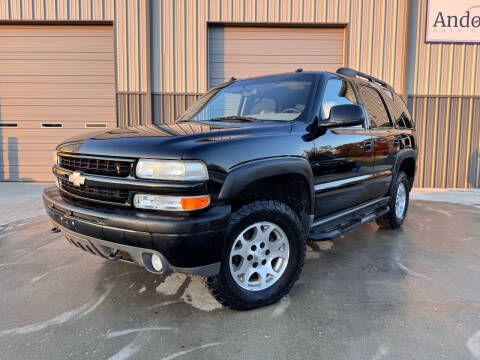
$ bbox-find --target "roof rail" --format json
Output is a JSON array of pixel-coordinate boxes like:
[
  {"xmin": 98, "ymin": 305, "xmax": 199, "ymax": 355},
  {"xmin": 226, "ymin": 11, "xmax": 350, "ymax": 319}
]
[{"xmin": 336, "ymin": 67, "xmax": 393, "ymax": 91}]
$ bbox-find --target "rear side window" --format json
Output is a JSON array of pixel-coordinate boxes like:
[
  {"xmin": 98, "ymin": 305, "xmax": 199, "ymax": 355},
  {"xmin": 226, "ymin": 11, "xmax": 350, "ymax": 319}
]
[
  {"xmin": 358, "ymin": 85, "xmax": 392, "ymax": 128},
  {"xmin": 384, "ymin": 92, "xmax": 414, "ymax": 129},
  {"xmin": 321, "ymin": 79, "xmax": 357, "ymax": 119}
]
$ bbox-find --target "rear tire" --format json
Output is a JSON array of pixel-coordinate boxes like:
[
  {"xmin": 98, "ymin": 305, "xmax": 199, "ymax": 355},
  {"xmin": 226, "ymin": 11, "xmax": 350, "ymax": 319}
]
[
  {"xmin": 376, "ymin": 171, "xmax": 409, "ymax": 229},
  {"xmin": 205, "ymin": 200, "xmax": 306, "ymax": 310}
]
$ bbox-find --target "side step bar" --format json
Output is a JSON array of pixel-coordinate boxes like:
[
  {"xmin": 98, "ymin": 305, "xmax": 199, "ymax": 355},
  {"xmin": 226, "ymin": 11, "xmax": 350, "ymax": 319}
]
[
  {"xmin": 309, "ymin": 197, "xmax": 389, "ymax": 241},
  {"xmin": 309, "ymin": 208, "xmax": 388, "ymax": 241}
]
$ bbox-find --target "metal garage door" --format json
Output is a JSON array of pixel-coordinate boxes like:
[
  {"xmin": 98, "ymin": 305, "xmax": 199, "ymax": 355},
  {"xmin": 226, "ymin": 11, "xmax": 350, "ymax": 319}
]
[
  {"xmin": 0, "ymin": 25, "xmax": 115, "ymax": 182},
  {"xmin": 208, "ymin": 26, "xmax": 345, "ymax": 88}
]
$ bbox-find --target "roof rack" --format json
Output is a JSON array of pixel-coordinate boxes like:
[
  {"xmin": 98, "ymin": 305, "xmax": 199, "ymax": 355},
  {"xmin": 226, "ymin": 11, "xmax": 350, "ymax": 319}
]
[{"xmin": 336, "ymin": 67, "xmax": 393, "ymax": 91}]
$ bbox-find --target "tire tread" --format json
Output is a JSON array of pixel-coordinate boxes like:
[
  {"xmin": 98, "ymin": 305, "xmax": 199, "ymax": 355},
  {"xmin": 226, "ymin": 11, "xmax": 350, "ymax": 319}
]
[{"xmin": 205, "ymin": 200, "xmax": 306, "ymax": 310}]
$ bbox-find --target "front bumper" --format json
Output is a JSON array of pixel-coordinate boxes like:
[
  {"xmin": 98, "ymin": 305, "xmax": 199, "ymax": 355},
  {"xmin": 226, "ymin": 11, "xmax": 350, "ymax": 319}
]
[{"xmin": 43, "ymin": 186, "xmax": 230, "ymax": 276}]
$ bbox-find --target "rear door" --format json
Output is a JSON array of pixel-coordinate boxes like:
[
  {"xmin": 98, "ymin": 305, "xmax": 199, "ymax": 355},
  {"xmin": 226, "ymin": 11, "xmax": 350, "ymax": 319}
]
[
  {"xmin": 312, "ymin": 77, "xmax": 375, "ymax": 218},
  {"xmin": 357, "ymin": 84, "xmax": 396, "ymax": 197}
]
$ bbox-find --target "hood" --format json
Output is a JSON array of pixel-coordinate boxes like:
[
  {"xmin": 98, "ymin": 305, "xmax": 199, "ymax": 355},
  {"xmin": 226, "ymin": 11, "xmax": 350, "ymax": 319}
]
[{"xmin": 57, "ymin": 121, "xmax": 292, "ymax": 159}]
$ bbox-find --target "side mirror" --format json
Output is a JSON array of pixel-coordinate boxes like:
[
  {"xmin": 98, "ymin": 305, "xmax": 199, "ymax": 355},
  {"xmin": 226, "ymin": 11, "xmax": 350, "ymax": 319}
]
[{"xmin": 321, "ymin": 104, "xmax": 365, "ymax": 128}]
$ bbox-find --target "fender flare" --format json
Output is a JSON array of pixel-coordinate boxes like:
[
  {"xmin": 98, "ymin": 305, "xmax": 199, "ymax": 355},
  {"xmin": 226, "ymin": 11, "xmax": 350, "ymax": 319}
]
[
  {"xmin": 218, "ymin": 157, "xmax": 315, "ymax": 215},
  {"xmin": 389, "ymin": 149, "xmax": 417, "ymax": 194}
]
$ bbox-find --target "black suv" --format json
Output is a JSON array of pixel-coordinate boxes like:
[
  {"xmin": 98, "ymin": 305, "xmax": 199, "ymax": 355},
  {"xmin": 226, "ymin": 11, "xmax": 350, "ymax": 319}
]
[{"xmin": 43, "ymin": 67, "xmax": 417, "ymax": 310}]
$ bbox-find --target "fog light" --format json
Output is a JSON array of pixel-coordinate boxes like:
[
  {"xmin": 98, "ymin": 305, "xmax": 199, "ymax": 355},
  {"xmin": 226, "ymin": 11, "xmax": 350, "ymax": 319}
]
[
  {"xmin": 133, "ymin": 194, "xmax": 210, "ymax": 211},
  {"xmin": 151, "ymin": 254, "xmax": 163, "ymax": 272}
]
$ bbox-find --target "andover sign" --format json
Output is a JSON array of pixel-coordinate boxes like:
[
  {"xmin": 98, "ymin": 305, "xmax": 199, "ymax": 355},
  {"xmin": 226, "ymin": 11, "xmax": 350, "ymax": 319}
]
[{"xmin": 426, "ymin": 0, "xmax": 480, "ymax": 43}]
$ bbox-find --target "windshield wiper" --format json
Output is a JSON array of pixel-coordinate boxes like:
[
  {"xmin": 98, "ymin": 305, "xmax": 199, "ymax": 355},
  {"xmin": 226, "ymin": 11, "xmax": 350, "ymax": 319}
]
[{"xmin": 207, "ymin": 116, "xmax": 258, "ymax": 123}]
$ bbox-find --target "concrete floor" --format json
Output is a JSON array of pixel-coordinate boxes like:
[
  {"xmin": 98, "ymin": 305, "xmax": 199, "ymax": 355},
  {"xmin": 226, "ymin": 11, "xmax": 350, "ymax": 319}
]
[{"xmin": 0, "ymin": 185, "xmax": 479, "ymax": 360}]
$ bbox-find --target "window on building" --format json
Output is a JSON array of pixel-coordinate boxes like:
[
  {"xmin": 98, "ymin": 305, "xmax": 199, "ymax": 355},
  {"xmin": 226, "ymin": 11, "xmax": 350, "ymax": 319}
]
[
  {"xmin": 383, "ymin": 92, "xmax": 414, "ymax": 129},
  {"xmin": 321, "ymin": 78, "xmax": 358, "ymax": 119},
  {"xmin": 358, "ymin": 85, "xmax": 392, "ymax": 128}
]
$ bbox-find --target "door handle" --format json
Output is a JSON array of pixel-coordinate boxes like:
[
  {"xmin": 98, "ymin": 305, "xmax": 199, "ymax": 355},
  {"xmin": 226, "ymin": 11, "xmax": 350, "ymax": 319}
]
[{"xmin": 364, "ymin": 140, "xmax": 372, "ymax": 151}]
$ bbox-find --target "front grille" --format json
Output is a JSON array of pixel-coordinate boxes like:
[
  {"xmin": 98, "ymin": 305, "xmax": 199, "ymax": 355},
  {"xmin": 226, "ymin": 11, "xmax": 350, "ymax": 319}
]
[
  {"xmin": 59, "ymin": 179, "xmax": 129, "ymax": 204},
  {"xmin": 59, "ymin": 155, "xmax": 133, "ymax": 177}
]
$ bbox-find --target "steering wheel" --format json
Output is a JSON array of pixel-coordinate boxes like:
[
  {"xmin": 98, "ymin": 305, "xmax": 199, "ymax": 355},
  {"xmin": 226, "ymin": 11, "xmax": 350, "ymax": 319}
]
[{"xmin": 281, "ymin": 108, "xmax": 301, "ymax": 114}]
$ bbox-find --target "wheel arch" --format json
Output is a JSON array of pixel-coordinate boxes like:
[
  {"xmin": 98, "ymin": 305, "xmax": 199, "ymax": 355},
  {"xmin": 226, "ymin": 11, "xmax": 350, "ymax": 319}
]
[
  {"xmin": 390, "ymin": 149, "xmax": 417, "ymax": 193},
  {"xmin": 218, "ymin": 157, "xmax": 315, "ymax": 229}
]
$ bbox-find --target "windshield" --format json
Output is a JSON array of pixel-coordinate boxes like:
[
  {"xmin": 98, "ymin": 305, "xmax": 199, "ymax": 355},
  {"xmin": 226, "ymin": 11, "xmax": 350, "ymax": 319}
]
[{"xmin": 179, "ymin": 74, "xmax": 316, "ymax": 122}]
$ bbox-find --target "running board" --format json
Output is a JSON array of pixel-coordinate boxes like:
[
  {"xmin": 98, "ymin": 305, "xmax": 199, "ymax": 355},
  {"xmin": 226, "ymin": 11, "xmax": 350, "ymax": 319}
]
[{"xmin": 309, "ymin": 197, "xmax": 389, "ymax": 241}]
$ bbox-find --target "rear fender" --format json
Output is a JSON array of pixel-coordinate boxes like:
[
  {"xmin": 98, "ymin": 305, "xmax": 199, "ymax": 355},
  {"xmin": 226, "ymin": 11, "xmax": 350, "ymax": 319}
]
[{"xmin": 389, "ymin": 149, "xmax": 417, "ymax": 194}]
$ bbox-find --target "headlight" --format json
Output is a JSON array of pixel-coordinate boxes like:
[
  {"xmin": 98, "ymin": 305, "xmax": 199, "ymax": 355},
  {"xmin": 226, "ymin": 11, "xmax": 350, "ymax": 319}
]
[{"xmin": 135, "ymin": 159, "xmax": 208, "ymax": 181}]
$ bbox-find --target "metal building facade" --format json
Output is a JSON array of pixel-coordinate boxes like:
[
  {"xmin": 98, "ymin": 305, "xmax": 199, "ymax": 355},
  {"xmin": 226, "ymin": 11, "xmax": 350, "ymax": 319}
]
[
  {"xmin": 0, "ymin": 0, "xmax": 478, "ymax": 187},
  {"xmin": 407, "ymin": 0, "xmax": 480, "ymax": 188},
  {"xmin": 149, "ymin": 0, "xmax": 410, "ymax": 123}
]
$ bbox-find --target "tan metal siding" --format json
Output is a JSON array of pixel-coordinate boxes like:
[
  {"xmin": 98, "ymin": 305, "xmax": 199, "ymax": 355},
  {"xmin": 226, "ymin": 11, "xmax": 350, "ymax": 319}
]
[
  {"xmin": 3, "ymin": 0, "xmax": 113, "ymax": 21},
  {"xmin": 150, "ymin": 0, "xmax": 409, "ymax": 124},
  {"xmin": 0, "ymin": 24, "xmax": 115, "ymax": 181},
  {"xmin": 117, "ymin": 92, "xmax": 150, "ymax": 127},
  {"xmin": 410, "ymin": 96, "xmax": 480, "ymax": 189},
  {"xmin": 412, "ymin": 1, "xmax": 480, "ymax": 96},
  {"xmin": 151, "ymin": 0, "xmax": 410, "ymax": 95},
  {"xmin": 151, "ymin": 93, "xmax": 200, "ymax": 125},
  {"xmin": 208, "ymin": 26, "xmax": 345, "ymax": 87}
]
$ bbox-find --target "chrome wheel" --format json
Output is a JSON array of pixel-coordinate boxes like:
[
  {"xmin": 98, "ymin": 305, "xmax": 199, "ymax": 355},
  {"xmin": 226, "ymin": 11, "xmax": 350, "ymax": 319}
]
[
  {"xmin": 229, "ymin": 221, "xmax": 290, "ymax": 291},
  {"xmin": 395, "ymin": 183, "xmax": 407, "ymax": 219}
]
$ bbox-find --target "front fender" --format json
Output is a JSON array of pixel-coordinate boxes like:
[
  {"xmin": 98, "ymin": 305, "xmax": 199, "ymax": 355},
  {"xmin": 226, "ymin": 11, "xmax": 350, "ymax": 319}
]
[{"xmin": 218, "ymin": 157, "xmax": 315, "ymax": 215}]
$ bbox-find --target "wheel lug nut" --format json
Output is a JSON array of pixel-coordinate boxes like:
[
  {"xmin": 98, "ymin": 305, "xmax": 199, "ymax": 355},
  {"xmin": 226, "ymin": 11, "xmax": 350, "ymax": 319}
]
[
  {"xmin": 265, "ymin": 249, "xmax": 270, "ymax": 255},
  {"xmin": 253, "ymin": 262, "xmax": 258, "ymax": 268},
  {"xmin": 247, "ymin": 255, "xmax": 253, "ymax": 261},
  {"xmin": 251, "ymin": 245, "xmax": 257, "ymax": 251},
  {"xmin": 261, "ymin": 259, "xmax": 266, "ymax": 265},
  {"xmin": 260, "ymin": 242, "xmax": 265, "ymax": 249}
]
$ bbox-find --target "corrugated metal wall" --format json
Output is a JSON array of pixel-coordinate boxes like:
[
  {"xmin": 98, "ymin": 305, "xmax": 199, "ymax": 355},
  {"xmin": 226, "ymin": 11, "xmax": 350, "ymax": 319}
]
[
  {"xmin": 150, "ymin": 0, "xmax": 410, "ymax": 122},
  {"xmin": 117, "ymin": 92, "xmax": 151, "ymax": 126},
  {"xmin": 409, "ymin": 96, "xmax": 480, "ymax": 189},
  {"xmin": 408, "ymin": 0, "xmax": 480, "ymax": 188},
  {"xmin": 1, "ymin": 0, "xmax": 478, "ymax": 187},
  {"xmin": 0, "ymin": 0, "xmax": 151, "ymax": 126},
  {"xmin": 1, "ymin": 0, "xmax": 411, "ymax": 125},
  {"xmin": 151, "ymin": 93, "xmax": 199, "ymax": 124},
  {"xmin": 0, "ymin": 0, "xmax": 115, "ymax": 20}
]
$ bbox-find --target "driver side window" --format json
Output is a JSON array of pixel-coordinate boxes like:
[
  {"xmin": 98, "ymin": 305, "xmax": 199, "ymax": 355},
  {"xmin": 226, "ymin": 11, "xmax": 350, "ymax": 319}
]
[{"xmin": 321, "ymin": 79, "xmax": 358, "ymax": 119}]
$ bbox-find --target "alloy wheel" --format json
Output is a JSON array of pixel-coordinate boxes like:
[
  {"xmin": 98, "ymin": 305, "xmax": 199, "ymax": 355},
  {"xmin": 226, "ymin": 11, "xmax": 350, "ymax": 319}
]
[
  {"xmin": 229, "ymin": 221, "xmax": 290, "ymax": 291},
  {"xmin": 395, "ymin": 182, "xmax": 407, "ymax": 219}
]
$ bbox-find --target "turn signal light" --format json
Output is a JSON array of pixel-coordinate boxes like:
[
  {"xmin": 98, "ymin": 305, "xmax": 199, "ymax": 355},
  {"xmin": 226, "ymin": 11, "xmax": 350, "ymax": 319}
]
[
  {"xmin": 181, "ymin": 196, "xmax": 210, "ymax": 210},
  {"xmin": 133, "ymin": 194, "xmax": 210, "ymax": 211}
]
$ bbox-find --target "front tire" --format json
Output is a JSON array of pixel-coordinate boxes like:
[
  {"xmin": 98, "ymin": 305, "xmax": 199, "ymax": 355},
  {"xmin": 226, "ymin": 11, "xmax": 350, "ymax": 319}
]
[
  {"xmin": 205, "ymin": 200, "xmax": 306, "ymax": 310},
  {"xmin": 376, "ymin": 171, "xmax": 410, "ymax": 229}
]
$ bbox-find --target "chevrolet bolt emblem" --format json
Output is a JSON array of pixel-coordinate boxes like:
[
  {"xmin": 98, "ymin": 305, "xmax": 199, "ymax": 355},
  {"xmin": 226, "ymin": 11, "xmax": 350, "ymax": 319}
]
[{"xmin": 68, "ymin": 171, "xmax": 86, "ymax": 187}]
